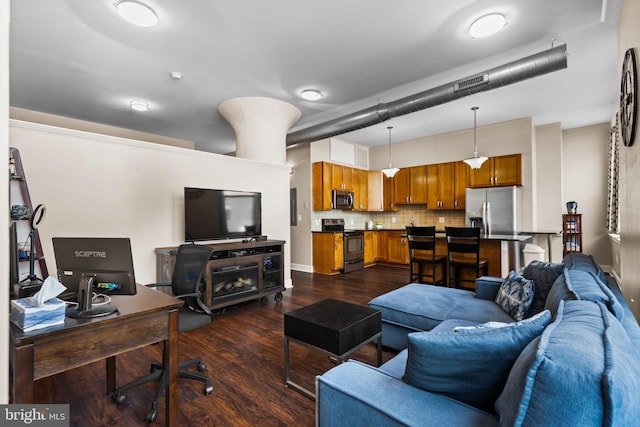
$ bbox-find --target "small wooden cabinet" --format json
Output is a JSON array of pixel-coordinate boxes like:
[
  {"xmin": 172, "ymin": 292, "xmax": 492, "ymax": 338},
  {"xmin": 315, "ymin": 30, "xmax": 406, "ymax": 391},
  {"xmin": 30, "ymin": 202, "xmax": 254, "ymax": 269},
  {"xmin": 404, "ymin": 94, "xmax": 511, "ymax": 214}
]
[
  {"xmin": 331, "ymin": 164, "xmax": 352, "ymax": 191},
  {"xmin": 352, "ymin": 168, "xmax": 368, "ymax": 211},
  {"xmin": 367, "ymin": 171, "xmax": 396, "ymax": 212},
  {"xmin": 386, "ymin": 231, "xmax": 409, "ymax": 264},
  {"xmin": 364, "ymin": 231, "xmax": 379, "ymax": 265},
  {"xmin": 562, "ymin": 214, "xmax": 582, "ymax": 256},
  {"xmin": 312, "ymin": 232, "xmax": 344, "ymax": 275},
  {"xmin": 427, "ymin": 161, "xmax": 469, "ymax": 210},
  {"xmin": 469, "ymin": 154, "xmax": 522, "ymax": 188},
  {"xmin": 394, "ymin": 166, "xmax": 427, "ymax": 205}
]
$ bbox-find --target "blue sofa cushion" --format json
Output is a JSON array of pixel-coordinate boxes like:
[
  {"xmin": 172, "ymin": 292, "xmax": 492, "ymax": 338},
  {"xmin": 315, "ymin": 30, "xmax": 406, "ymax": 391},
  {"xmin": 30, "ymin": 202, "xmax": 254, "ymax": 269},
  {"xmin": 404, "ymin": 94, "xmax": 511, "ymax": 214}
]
[
  {"xmin": 403, "ymin": 310, "xmax": 552, "ymax": 412},
  {"xmin": 522, "ymin": 260, "xmax": 563, "ymax": 316},
  {"xmin": 495, "ymin": 300, "xmax": 640, "ymax": 427},
  {"xmin": 369, "ymin": 284, "xmax": 514, "ymax": 332},
  {"xmin": 563, "ymin": 252, "xmax": 606, "ymax": 283},
  {"xmin": 544, "ymin": 269, "xmax": 624, "ymax": 321},
  {"xmin": 494, "ymin": 271, "xmax": 535, "ymax": 321}
]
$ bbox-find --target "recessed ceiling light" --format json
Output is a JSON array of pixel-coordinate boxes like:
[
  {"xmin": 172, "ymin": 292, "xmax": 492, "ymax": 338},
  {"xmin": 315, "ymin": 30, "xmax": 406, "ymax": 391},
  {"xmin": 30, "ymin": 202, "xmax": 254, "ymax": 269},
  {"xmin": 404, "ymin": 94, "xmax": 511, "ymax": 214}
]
[
  {"xmin": 300, "ymin": 89, "xmax": 323, "ymax": 101},
  {"xmin": 114, "ymin": 1, "xmax": 158, "ymax": 27},
  {"xmin": 469, "ymin": 13, "xmax": 507, "ymax": 38},
  {"xmin": 130, "ymin": 100, "xmax": 149, "ymax": 112}
]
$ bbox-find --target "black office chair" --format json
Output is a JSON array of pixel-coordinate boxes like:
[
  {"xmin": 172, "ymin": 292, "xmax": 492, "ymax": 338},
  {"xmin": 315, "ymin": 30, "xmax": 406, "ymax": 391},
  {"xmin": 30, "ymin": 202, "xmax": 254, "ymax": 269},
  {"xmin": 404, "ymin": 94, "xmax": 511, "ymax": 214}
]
[
  {"xmin": 112, "ymin": 244, "xmax": 215, "ymax": 423},
  {"xmin": 445, "ymin": 226, "xmax": 488, "ymax": 290},
  {"xmin": 406, "ymin": 226, "xmax": 446, "ymax": 285}
]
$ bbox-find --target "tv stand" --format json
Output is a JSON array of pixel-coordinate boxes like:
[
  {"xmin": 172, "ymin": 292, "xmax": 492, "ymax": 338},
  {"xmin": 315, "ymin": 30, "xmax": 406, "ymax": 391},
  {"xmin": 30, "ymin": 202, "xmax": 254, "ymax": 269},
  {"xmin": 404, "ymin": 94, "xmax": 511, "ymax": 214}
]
[{"xmin": 155, "ymin": 240, "xmax": 285, "ymax": 310}]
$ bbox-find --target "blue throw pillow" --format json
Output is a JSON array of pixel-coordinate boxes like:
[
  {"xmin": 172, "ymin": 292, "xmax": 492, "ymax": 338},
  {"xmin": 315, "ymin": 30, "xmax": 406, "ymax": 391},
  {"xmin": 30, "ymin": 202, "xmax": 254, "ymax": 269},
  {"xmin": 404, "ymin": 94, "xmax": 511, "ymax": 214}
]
[
  {"xmin": 403, "ymin": 310, "xmax": 552, "ymax": 412},
  {"xmin": 522, "ymin": 260, "xmax": 563, "ymax": 316},
  {"xmin": 495, "ymin": 271, "xmax": 535, "ymax": 321}
]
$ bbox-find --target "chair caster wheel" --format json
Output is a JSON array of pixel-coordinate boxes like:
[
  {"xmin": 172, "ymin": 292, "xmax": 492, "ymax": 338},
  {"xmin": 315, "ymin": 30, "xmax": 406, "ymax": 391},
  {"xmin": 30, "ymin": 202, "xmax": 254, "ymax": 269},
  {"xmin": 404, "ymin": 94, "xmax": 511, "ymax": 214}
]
[
  {"xmin": 205, "ymin": 384, "xmax": 214, "ymax": 395},
  {"xmin": 146, "ymin": 410, "xmax": 158, "ymax": 423},
  {"xmin": 198, "ymin": 362, "xmax": 206, "ymax": 371},
  {"xmin": 112, "ymin": 393, "xmax": 127, "ymax": 404},
  {"xmin": 274, "ymin": 292, "xmax": 283, "ymax": 302}
]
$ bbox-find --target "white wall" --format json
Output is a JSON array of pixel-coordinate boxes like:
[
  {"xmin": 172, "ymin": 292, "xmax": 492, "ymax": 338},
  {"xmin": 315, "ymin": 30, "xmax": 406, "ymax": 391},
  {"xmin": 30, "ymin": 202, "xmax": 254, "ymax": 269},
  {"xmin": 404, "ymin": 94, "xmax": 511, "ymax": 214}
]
[
  {"xmin": 9, "ymin": 120, "xmax": 292, "ymax": 288},
  {"xmin": 1, "ymin": 0, "xmax": 9, "ymax": 404},
  {"xmin": 287, "ymin": 143, "xmax": 313, "ymax": 271},
  {"xmin": 562, "ymin": 124, "xmax": 610, "ymax": 264},
  {"xmin": 618, "ymin": 0, "xmax": 640, "ymax": 319},
  {"xmin": 534, "ymin": 123, "xmax": 564, "ymax": 262}
]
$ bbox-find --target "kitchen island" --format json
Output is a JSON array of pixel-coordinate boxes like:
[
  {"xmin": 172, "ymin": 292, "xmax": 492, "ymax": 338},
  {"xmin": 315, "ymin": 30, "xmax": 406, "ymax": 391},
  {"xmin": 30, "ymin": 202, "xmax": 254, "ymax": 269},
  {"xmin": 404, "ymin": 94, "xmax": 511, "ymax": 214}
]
[{"xmin": 313, "ymin": 228, "xmax": 532, "ymax": 283}]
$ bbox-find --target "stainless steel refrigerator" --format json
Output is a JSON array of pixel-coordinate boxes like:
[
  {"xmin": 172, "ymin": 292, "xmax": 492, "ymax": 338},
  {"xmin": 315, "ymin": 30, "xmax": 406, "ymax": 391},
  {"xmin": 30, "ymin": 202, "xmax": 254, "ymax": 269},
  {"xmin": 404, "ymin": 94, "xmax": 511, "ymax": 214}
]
[{"xmin": 465, "ymin": 186, "xmax": 521, "ymax": 235}]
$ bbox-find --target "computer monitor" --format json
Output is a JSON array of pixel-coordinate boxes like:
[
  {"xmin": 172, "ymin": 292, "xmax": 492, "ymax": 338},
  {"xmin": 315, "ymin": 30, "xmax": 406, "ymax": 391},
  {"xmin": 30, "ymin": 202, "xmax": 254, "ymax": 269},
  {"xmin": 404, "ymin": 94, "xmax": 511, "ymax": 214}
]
[{"xmin": 52, "ymin": 237, "xmax": 138, "ymax": 298}]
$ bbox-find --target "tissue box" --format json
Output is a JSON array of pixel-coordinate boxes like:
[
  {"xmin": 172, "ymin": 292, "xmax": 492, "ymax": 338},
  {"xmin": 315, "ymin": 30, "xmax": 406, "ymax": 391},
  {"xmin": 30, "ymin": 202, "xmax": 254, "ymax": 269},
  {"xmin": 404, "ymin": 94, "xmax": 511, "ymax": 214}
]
[{"xmin": 11, "ymin": 297, "xmax": 66, "ymax": 332}]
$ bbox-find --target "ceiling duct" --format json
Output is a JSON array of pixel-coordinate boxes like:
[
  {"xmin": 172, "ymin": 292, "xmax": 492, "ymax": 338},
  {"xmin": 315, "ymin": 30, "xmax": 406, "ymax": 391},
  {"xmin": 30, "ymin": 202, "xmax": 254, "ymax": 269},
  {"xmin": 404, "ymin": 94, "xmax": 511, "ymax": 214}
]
[{"xmin": 286, "ymin": 44, "xmax": 568, "ymax": 146}]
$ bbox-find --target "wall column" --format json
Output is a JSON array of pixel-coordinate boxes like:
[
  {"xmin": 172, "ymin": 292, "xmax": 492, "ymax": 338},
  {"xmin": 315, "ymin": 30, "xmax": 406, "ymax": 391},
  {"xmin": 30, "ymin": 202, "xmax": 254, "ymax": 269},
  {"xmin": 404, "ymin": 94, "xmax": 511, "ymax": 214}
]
[{"xmin": 218, "ymin": 97, "xmax": 301, "ymax": 164}]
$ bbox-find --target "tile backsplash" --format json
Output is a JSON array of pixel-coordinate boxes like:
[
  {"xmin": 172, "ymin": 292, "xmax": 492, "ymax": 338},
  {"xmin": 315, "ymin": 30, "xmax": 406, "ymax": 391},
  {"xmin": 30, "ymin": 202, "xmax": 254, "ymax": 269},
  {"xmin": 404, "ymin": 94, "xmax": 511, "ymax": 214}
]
[{"xmin": 311, "ymin": 205, "xmax": 465, "ymax": 231}]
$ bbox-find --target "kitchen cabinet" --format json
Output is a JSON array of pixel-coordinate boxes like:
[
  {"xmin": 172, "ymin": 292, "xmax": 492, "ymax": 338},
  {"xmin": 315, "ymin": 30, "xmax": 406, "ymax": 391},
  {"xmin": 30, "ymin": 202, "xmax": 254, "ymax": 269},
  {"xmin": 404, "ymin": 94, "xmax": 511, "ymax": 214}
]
[
  {"xmin": 386, "ymin": 231, "xmax": 409, "ymax": 264},
  {"xmin": 427, "ymin": 161, "xmax": 469, "ymax": 210},
  {"xmin": 352, "ymin": 168, "xmax": 368, "ymax": 211},
  {"xmin": 454, "ymin": 161, "xmax": 470, "ymax": 209},
  {"xmin": 394, "ymin": 166, "xmax": 427, "ymax": 205},
  {"xmin": 364, "ymin": 231, "xmax": 378, "ymax": 265},
  {"xmin": 312, "ymin": 161, "xmax": 366, "ymax": 211},
  {"xmin": 331, "ymin": 164, "xmax": 352, "ymax": 191},
  {"xmin": 312, "ymin": 232, "xmax": 344, "ymax": 275},
  {"xmin": 367, "ymin": 171, "xmax": 396, "ymax": 212},
  {"xmin": 312, "ymin": 162, "xmax": 333, "ymax": 211},
  {"xmin": 469, "ymin": 154, "xmax": 522, "ymax": 188}
]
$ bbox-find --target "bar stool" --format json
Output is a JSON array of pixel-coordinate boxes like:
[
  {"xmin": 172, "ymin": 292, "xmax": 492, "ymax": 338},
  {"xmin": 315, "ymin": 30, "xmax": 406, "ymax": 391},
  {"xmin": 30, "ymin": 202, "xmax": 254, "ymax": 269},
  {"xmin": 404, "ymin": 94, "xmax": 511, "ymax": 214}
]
[
  {"xmin": 406, "ymin": 226, "xmax": 446, "ymax": 285},
  {"xmin": 445, "ymin": 226, "xmax": 488, "ymax": 289}
]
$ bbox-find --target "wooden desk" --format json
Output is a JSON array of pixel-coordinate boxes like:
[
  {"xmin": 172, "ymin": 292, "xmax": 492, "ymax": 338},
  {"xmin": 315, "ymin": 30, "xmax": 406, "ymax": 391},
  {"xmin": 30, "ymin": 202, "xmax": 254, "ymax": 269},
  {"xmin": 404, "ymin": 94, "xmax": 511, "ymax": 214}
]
[{"xmin": 10, "ymin": 285, "xmax": 183, "ymax": 426}]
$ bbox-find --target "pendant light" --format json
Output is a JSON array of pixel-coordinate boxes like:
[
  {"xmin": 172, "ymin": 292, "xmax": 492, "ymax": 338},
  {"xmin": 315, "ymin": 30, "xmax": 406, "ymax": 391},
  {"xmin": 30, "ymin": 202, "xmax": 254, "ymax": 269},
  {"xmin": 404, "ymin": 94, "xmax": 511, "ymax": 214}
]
[
  {"xmin": 381, "ymin": 126, "xmax": 399, "ymax": 178},
  {"xmin": 463, "ymin": 107, "xmax": 488, "ymax": 169}
]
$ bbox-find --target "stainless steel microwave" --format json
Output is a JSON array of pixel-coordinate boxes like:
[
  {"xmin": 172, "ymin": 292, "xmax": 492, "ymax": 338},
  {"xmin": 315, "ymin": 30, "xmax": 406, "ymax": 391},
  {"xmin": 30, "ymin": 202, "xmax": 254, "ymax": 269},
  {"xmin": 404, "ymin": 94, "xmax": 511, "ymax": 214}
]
[{"xmin": 332, "ymin": 190, "xmax": 354, "ymax": 210}]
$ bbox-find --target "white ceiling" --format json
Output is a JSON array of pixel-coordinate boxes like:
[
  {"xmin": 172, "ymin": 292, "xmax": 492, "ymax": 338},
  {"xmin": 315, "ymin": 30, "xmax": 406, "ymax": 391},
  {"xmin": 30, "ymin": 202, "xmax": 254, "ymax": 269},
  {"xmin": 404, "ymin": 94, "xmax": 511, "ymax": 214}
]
[{"xmin": 9, "ymin": 0, "xmax": 622, "ymax": 154}]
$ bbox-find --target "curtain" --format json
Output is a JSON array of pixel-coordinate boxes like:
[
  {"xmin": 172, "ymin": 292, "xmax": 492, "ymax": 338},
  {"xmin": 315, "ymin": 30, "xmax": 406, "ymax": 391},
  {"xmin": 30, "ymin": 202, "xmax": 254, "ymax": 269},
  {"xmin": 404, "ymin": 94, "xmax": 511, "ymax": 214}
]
[{"xmin": 606, "ymin": 115, "xmax": 620, "ymax": 233}]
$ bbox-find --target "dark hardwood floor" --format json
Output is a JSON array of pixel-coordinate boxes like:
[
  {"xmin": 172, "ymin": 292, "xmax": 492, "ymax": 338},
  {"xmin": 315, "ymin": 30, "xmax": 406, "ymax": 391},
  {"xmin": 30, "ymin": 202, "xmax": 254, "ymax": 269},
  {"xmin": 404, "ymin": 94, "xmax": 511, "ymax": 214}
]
[{"xmin": 33, "ymin": 265, "xmax": 409, "ymax": 426}]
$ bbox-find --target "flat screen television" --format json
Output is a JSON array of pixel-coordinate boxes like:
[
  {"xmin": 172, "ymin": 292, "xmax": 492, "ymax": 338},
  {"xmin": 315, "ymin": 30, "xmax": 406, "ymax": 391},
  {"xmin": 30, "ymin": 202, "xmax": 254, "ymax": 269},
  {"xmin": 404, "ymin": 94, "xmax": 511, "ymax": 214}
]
[{"xmin": 184, "ymin": 187, "xmax": 262, "ymax": 242}]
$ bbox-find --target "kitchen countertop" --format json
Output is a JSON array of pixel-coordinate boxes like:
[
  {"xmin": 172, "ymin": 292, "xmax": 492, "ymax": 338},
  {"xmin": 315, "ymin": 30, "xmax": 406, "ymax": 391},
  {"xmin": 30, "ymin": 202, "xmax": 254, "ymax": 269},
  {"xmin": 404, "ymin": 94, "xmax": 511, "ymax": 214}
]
[{"xmin": 312, "ymin": 229, "xmax": 533, "ymax": 241}]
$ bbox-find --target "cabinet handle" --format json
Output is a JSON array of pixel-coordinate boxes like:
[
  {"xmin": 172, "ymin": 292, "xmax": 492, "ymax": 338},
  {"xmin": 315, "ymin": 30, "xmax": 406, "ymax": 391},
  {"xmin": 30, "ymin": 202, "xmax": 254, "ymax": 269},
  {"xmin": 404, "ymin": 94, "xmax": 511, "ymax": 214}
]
[{"xmin": 454, "ymin": 200, "xmax": 458, "ymax": 208}]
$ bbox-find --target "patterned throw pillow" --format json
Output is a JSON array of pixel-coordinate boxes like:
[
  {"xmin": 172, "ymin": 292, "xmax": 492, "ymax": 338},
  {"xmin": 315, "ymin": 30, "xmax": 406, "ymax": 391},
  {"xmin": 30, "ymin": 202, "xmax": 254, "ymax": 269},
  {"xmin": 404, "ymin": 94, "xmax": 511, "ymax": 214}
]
[
  {"xmin": 495, "ymin": 271, "xmax": 535, "ymax": 321},
  {"xmin": 522, "ymin": 260, "xmax": 564, "ymax": 316}
]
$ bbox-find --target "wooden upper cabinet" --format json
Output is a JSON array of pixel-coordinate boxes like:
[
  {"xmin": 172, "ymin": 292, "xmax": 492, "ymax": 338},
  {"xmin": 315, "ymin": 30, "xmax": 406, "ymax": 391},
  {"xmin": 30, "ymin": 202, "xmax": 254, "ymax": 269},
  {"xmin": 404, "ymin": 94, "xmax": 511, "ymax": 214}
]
[
  {"xmin": 469, "ymin": 154, "xmax": 521, "ymax": 188},
  {"xmin": 427, "ymin": 162, "xmax": 455, "ymax": 210},
  {"xmin": 426, "ymin": 162, "xmax": 468, "ymax": 210},
  {"xmin": 331, "ymin": 164, "xmax": 352, "ymax": 191},
  {"xmin": 394, "ymin": 166, "xmax": 427, "ymax": 204},
  {"xmin": 493, "ymin": 154, "xmax": 521, "ymax": 187},
  {"xmin": 312, "ymin": 162, "xmax": 333, "ymax": 211},
  {"xmin": 352, "ymin": 168, "xmax": 368, "ymax": 211},
  {"xmin": 454, "ymin": 161, "xmax": 470, "ymax": 209}
]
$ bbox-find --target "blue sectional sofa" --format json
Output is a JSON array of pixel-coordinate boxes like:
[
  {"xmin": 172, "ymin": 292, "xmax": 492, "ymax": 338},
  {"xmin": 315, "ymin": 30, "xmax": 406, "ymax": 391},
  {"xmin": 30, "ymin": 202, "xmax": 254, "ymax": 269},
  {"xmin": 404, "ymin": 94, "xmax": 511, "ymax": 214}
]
[{"xmin": 316, "ymin": 253, "xmax": 640, "ymax": 426}]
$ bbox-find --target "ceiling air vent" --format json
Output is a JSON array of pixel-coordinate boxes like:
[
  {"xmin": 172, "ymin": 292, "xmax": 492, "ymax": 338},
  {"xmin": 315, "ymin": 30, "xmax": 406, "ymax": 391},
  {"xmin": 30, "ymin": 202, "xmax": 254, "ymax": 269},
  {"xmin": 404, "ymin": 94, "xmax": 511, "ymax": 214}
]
[{"xmin": 454, "ymin": 74, "xmax": 489, "ymax": 92}]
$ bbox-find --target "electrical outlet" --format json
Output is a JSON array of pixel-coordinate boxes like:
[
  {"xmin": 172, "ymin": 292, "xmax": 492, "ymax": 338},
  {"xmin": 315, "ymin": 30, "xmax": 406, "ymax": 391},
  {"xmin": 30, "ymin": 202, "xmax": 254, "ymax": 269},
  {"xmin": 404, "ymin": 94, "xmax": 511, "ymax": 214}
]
[
  {"xmin": 315, "ymin": 218, "xmax": 320, "ymax": 225},
  {"xmin": 297, "ymin": 214, "xmax": 302, "ymax": 222},
  {"xmin": 392, "ymin": 217, "xmax": 397, "ymax": 223},
  {"xmin": 439, "ymin": 217, "xmax": 445, "ymax": 223}
]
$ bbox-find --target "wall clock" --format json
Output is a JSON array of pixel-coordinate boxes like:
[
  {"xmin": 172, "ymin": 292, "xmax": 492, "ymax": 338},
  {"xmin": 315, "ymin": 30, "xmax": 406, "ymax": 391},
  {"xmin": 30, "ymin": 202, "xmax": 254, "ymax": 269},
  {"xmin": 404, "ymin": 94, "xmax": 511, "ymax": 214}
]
[{"xmin": 620, "ymin": 48, "xmax": 637, "ymax": 147}]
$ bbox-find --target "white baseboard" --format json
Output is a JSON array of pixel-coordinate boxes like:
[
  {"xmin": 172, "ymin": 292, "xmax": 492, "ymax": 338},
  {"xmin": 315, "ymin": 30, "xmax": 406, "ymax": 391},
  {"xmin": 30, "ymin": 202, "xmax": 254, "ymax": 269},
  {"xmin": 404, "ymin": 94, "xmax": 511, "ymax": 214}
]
[{"xmin": 291, "ymin": 263, "xmax": 313, "ymax": 273}]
